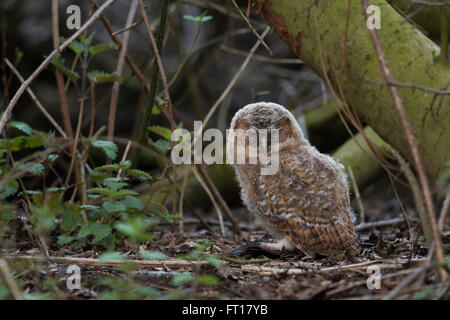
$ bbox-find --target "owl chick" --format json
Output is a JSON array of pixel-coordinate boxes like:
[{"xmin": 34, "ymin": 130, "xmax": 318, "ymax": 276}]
[{"xmin": 227, "ymin": 102, "xmax": 359, "ymax": 257}]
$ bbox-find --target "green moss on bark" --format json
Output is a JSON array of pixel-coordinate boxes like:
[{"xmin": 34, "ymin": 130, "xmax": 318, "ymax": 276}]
[{"xmin": 257, "ymin": 0, "xmax": 449, "ymax": 182}]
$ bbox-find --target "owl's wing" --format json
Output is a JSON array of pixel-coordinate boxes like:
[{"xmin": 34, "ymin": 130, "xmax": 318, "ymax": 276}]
[{"xmin": 255, "ymin": 148, "xmax": 358, "ymax": 255}]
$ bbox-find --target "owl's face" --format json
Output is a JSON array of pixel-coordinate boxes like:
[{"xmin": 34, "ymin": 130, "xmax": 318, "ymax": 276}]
[
  {"xmin": 229, "ymin": 102, "xmax": 304, "ymax": 146},
  {"xmin": 226, "ymin": 103, "xmax": 305, "ymax": 172}
]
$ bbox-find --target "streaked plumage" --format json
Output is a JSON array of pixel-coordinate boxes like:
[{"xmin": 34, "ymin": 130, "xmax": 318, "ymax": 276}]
[{"xmin": 227, "ymin": 102, "xmax": 359, "ymax": 257}]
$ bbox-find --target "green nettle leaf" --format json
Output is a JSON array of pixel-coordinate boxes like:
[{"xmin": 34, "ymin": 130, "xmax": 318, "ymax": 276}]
[
  {"xmin": 47, "ymin": 154, "xmax": 59, "ymax": 162},
  {"xmin": 119, "ymin": 160, "xmax": 131, "ymax": 170},
  {"xmin": 141, "ymin": 251, "xmax": 167, "ymax": 261},
  {"xmin": 88, "ymin": 70, "xmax": 123, "ymax": 84},
  {"xmin": 23, "ymin": 135, "xmax": 44, "ymax": 148},
  {"xmin": 87, "ymin": 187, "xmax": 111, "ymax": 197},
  {"xmin": 151, "ymin": 104, "xmax": 161, "ymax": 115},
  {"xmin": 103, "ymin": 200, "xmax": 126, "ymax": 213},
  {"xmin": 8, "ymin": 121, "xmax": 32, "ymax": 135},
  {"xmin": 103, "ymin": 178, "xmax": 128, "ymax": 191},
  {"xmin": 196, "ymin": 274, "xmax": 219, "ymax": 286},
  {"xmin": 27, "ymin": 163, "xmax": 45, "ymax": 176},
  {"xmin": 31, "ymin": 206, "xmax": 56, "ymax": 234},
  {"xmin": 172, "ymin": 273, "xmax": 194, "ymax": 286},
  {"xmin": 68, "ymin": 41, "xmax": 83, "ymax": 55},
  {"xmin": 80, "ymin": 33, "xmax": 95, "ymax": 47},
  {"xmin": 205, "ymin": 255, "xmax": 222, "ymax": 268},
  {"xmin": 88, "ymin": 42, "xmax": 119, "ymax": 56},
  {"xmin": 78, "ymin": 222, "xmax": 112, "ymax": 243},
  {"xmin": 121, "ymin": 196, "xmax": 143, "ymax": 210},
  {"xmin": 136, "ymin": 287, "xmax": 161, "ymax": 298},
  {"xmin": 148, "ymin": 125, "xmax": 172, "ymax": 140},
  {"xmin": 0, "ymin": 180, "xmax": 19, "ymax": 199},
  {"xmin": 115, "ymin": 189, "xmax": 138, "ymax": 198},
  {"xmin": 57, "ymin": 235, "xmax": 75, "ymax": 245},
  {"xmin": 78, "ymin": 204, "xmax": 100, "ymax": 214},
  {"xmin": 91, "ymin": 140, "xmax": 118, "ymax": 159},
  {"xmin": 128, "ymin": 169, "xmax": 153, "ymax": 182},
  {"xmin": 50, "ymin": 57, "xmax": 80, "ymax": 81},
  {"xmin": 94, "ymin": 164, "xmax": 120, "ymax": 172},
  {"xmin": 98, "ymin": 252, "xmax": 125, "ymax": 263},
  {"xmin": 60, "ymin": 209, "xmax": 79, "ymax": 232},
  {"xmin": 154, "ymin": 139, "xmax": 171, "ymax": 153}
]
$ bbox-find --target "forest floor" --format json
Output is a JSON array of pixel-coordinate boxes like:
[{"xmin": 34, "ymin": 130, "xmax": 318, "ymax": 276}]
[{"xmin": 4, "ymin": 178, "xmax": 450, "ymax": 300}]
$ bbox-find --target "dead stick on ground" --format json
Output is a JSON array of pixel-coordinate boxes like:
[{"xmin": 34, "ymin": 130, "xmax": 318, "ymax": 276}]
[
  {"xmin": 362, "ymin": 0, "xmax": 446, "ymax": 279},
  {"xmin": 241, "ymin": 259, "xmax": 426, "ymax": 276},
  {"xmin": 5, "ymin": 255, "xmax": 208, "ymax": 268},
  {"xmin": 355, "ymin": 217, "xmax": 406, "ymax": 231},
  {"xmin": 0, "ymin": 0, "xmax": 116, "ymax": 134}
]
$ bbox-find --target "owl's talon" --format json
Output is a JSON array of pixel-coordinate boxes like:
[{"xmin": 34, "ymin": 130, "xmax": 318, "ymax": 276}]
[{"xmin": 231, "ymin": 234, "xmax": 273, "ymax": 256}]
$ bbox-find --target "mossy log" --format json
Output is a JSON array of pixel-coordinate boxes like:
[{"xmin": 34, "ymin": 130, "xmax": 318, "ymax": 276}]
[
  {"xmin": 256, "ymin": 0, "xmax": 450, "ymax": 183},
  {"xmin": 333, "ymin": 126, "xmax": 388, "ymax": 188}
]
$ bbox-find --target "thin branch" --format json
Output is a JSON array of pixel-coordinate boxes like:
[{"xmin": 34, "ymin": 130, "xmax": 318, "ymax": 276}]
[
  {"xmin": 231, "ymin": 0, "xmax": 272, "ymax": 55},
  {"xmin": 4, "ymin": 58, "xmax": 66, "ymax": 137},
  {"xmin": 202, "ymin": 26, "xmax": 271, "ymax": 127},
  {"xmin": 196, "ymin": 164, "xmax": 241, "ymax": 235},
  {"xmin": 409, "ymin": 0, "xmax": 450, "ymax": 7},
  {"xmin": 220, "ymin": 46, "xmax": 303, "ymax": 64},
  {"xmin": 356, "ymin": 217, "xmax": 406, "ymax": 231},
  {"xmin": 138, "ymin": 0, "xmax": 177, "ymax": 216},
  {"xmin": 0, "ymin": 0, "xmax": 117, "ymax": 134},
  {"xmin": 348, "ymin": 167, "xmax": 365, "ymax": 223},
  {"xmin": 192, "ymin": 165, "xmax": 225, "ymax": 236},
  {"xmin": 438, "ymin": 193, "xmax": 450, "ymax": 233},
  {"xmin": 365, "ymin": 78, "xmax": 450, "ymax": 95},
  {"xmin": 5, "ymin": 255, "xmax": 208, "ymax": 268},
  {"xmin": 107, "ymin": 0, "xmax": 138, "ymax": 140},
  {"xmin": 362, "ymin": 0, "xmax": 445, "ymax": 279},
  {"xmin": 52, "ymin": 0, "xmax": 74, "ymax": 140},
  {"xmin": 0, "ymin": 258, "xmax": 22, "ymax": 300}
]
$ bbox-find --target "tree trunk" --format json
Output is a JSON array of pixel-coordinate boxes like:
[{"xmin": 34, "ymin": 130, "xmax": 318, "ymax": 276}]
[{"xmin": 256, "ymin": 0, "xmax": 449, "ymax": 182}]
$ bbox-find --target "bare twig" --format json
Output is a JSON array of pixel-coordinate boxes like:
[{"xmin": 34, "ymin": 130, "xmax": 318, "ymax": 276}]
[
  {"xmin": 52, "ymin": 0, "xmax": 74, "ymax": 140},
  {"xmin": 107, "ymin": 0, "xmax": 138, "ymax": 141},
  {"xmin": 5, "ymin": 255, "xmax": 208, "ymax": 268},
  {"xmin": 348, "ymin": 167, "xmax": 365, "ymax": 223},
  {"xmin": 356, "ymin": 217, "xmax": 406, "ymax": 231},
  {"xmin": 241, "ymin": 259, "xmax": 426, "ymax": 276},
  {"xmin": 138, "ymin": 0, "xmax": 177, "ymax": 216},
  {"xmin": 196, "ymin": 164, "xmax": 241, "ymax": 235},
  {"xmin": 0, "ymin": 258, "xmax": 22, "ymax": 300},
  {"xmin": 365, "ymin": 79, "xmax": 450, "ymax": 95},
  {"xmin": 220, "ymin": 46, "xmax": 303, "ymax": 64},
  {"xmin": 438, "ymin": 194, "xmax": 450, "ymax": 233},
  {"xmin": 231, "ymin": 0, "xmax": 272, "ymax": 55},
  {"xmin": 0, "ymin": 0, "xmax": 117, "ymax": 134},
  {"xmin": 409, "ymin": 0, "xmax": 450, "ymax": 7},
  {"xmin": 202, "ymin": 26, "xmax": 271, "ymax": 127},
  {"xmin": 4, "ymin": 59, "xmax": 66, "ymax": 137},
  {"xmin": 362, "ymin": 0, "xmax": 446, "ymax": 279},
  {"xmin": 387, "ymin": 145, "xmax": 431, "ymax": 244},
  {"xmin": 192, "ymin": 165, "xmax": 225, "ymax": 235}
]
